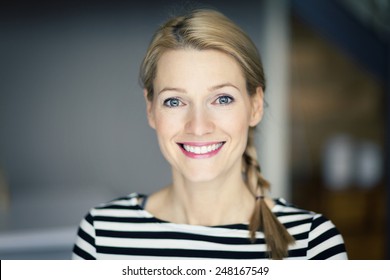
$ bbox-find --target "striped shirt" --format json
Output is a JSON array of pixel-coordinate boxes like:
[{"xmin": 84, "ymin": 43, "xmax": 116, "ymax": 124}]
[{"xmin": 72, "ymin": 193, "xmax": 347, "ymax": 260}]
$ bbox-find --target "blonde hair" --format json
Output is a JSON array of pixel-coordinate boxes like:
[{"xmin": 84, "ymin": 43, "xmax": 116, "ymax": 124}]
[{"xmin": 140, "ymin": 9, "xmax": 295, "ymax": 259}]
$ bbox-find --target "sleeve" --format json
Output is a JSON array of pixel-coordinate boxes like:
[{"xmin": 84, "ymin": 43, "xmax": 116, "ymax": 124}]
[
  {"xmin": 306, "ymin": 214, "xmax": 348, "ymax": 260},
  {"xmin": 72, "ymin": 211, "xmax": 97, "ymax": 260}
]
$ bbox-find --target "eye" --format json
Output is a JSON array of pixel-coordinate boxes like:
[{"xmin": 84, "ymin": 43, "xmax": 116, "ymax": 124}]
[
  {"xmin": 163, "ymin": 97, "xmax": 183, "ymax": 108},
  {"xmin": 215, "ymin": 95, "xmax": 234, "ymax": 105}
]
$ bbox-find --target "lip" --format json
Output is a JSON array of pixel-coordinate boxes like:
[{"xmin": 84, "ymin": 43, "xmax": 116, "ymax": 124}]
[{"xmin": 177, "ymin": 141, "xmax": 225, "ymax": 159}]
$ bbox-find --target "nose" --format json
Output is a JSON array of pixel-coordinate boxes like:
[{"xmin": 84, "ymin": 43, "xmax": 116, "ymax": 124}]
[{"xmin": 184, "ymin": 106, "xmax": 215, "ymax": 136}]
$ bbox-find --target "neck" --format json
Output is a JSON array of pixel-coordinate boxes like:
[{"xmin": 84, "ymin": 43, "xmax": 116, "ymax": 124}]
[{"xmin": 165, "ymin": 167, "xmax": 255, "ymax": 226}]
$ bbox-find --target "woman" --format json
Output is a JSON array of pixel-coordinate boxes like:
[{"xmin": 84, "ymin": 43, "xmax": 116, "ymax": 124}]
[{"xmin": 72, "ymin": 9, "xmax": 347, "ymax": 260}]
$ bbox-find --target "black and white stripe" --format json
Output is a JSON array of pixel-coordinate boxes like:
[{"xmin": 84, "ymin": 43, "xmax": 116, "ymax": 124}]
[{"xmin": 72, "ymin": 193, "xmax": 347, "ymax": 260}]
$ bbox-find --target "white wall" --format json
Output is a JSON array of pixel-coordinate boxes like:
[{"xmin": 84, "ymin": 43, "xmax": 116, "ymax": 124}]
[{"xmin": 257, "ymin": 0, "xmax": 291, "ymax": 200}]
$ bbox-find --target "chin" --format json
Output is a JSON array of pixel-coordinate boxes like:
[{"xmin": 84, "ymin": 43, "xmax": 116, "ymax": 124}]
[{"xmin": 179, "ymin": 168, "xmax": 222, "ymax": 183}]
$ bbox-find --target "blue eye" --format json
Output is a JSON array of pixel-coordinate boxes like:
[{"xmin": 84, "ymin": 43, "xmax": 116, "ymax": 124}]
[
  {"xmin": 216, "ymin": 95, "xmax": 234, "ymax": 105},
  {"xmin": 163, "ymin": 98, "xmax": 182, "ymax": 107}
]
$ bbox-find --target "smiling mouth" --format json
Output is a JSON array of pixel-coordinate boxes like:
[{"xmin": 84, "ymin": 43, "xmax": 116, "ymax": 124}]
[{"xmin": 178, "ymin": 142, "xmax": 225, "ymax": 155}]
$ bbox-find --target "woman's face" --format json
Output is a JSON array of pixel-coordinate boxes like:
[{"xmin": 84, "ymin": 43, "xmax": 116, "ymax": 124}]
[{"xmin": 145, "ymin": 49, "xmax": 263, "ymax": 183}]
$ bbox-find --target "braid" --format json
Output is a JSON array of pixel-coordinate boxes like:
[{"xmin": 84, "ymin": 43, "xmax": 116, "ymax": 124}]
[{"xmin": 243, "ymin": 128, "xmax": 295, "ymax": 259}]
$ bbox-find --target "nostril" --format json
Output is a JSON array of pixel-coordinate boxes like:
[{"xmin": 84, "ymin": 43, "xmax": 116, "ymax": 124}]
[{"xmin": 184, "ymin": 112, "xmax": 215, "ymax": 136}]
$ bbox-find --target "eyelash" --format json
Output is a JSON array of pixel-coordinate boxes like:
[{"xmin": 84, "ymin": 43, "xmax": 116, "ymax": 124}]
[
  {"xmin": 215, "ymin": 95, "xmax": 234, "ymax": 105},
  {"xmin": 163, "ymin": 97, "xmax": 183, "ymax": 108},
  {"xmin": 162, "ymin": 95, "xmax": 234, "ymax": 108}
]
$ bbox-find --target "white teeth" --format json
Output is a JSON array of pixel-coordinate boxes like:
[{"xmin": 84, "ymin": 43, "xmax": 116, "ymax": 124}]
[{"xmin": 183, "ymin": 143, "xmax": 223, "ymax": 154}]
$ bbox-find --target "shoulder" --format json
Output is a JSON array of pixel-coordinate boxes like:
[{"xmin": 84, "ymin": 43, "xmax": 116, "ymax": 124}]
[
  {"xmin": 273, "ymin": 198, "xmax": 347, "ymax": 259},
  {"xmin": 99, "ymin": 192, "xmax": 144, "ymax": 207},
  {"xmin": 88, "ymin": 192, "xmax": 146, "ymax": 216},
  {"xmin": 273, "ymin": 198, "xmax": 341, "ymax": 232},
  {"xmin": 272, "ymin": 198, "xmax": 317, "ymax": 219},
  {"xmin": 272, "ymin": 198, "xmax": 320, "ymax": 233}
]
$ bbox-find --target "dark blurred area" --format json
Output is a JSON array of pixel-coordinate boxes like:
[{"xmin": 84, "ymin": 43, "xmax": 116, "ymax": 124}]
[
  {"xmin": 0, "ymin": 0, "xmax": 389, "ymax": 259},
  {"xmin": 289, "ymin": 0, "xmax": 389, "ymax": 259}
]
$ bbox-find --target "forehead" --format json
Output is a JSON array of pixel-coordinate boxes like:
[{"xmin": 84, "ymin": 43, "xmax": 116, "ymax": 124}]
[{"xmin": 154, "ymin": 49, "xmax": 245, "ymax": 89}]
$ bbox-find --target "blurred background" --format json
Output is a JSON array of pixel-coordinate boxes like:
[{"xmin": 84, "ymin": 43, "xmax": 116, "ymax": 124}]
[{"xmin": 0, "ymin": 0, "xmax": 389, "ymax": 259}]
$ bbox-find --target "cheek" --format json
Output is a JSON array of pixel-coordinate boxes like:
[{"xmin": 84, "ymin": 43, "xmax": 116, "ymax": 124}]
[
  {"xmin": 215, "ymin": 108, "xmax": 251, "ymax": 154},
  {"xmin": 152, "ymin": 115, "xmax": 177, "ymax": 163},
  {"xmin": 214, "ymin": 107, "xmax": 251, "ymax": 134},
  {"xmin": 153, "ymin": 111, "xmax": 183, "ymax": 142}
]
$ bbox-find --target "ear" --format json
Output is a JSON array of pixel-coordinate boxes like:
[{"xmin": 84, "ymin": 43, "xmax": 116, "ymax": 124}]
[
  {"xmin": 249, "ymin": 87, "xmax": 264, "ymax": 127},
  {"xmin": 144, "ymin": 89, "xmax": 156, "ymax": 129}
]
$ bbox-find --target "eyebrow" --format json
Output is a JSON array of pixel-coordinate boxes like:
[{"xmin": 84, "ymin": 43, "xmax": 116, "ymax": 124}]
[
  {"xmin": 157, "ymin": 87, "xmax": 186, "ymax": 95},
  {"xmin": 157, "ymin": 83, "xmax": 240, "ymax": 95},
  {"xmin": 208, "ymin": 83, "xmax": 240, "ymax": 92}
]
